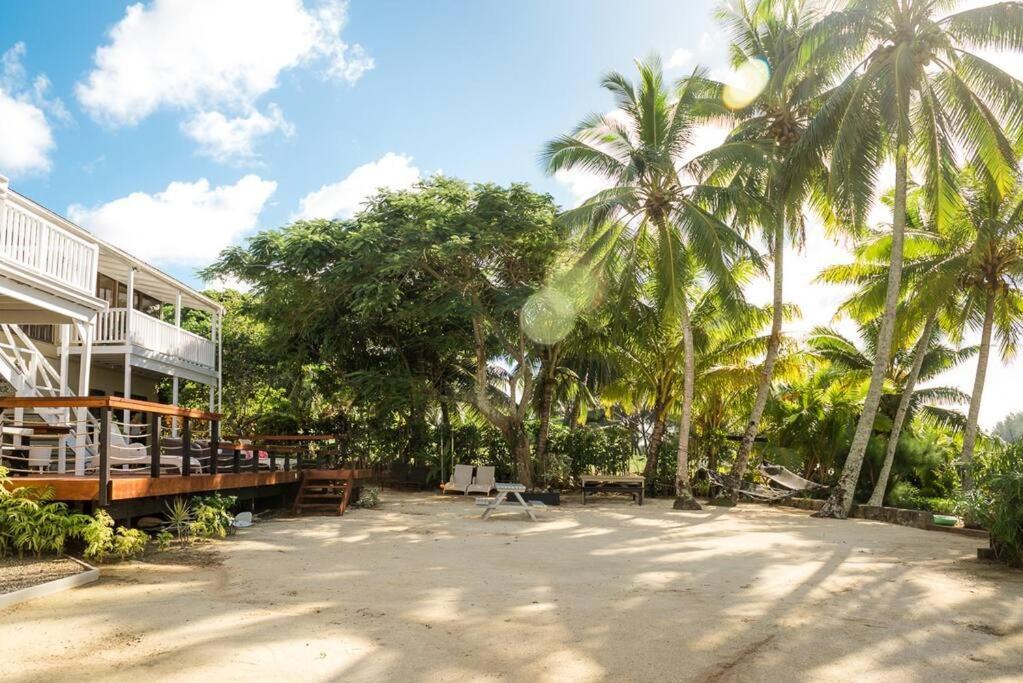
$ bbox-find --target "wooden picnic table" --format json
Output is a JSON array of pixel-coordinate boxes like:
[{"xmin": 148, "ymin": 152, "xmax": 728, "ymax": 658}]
[
  {"xmin": 580, "ymin": 474, "xmax": 645, "ymax": 505},
  {"xmin": 476, "ymin": 483, "xmax": 545, "ymax": 521}
]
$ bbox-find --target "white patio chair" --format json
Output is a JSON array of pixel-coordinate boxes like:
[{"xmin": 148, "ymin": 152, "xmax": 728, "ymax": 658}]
[
  {"xmin": 466, "ymin": 465, "xmax": 496, "ymax": 495},
  {"xmin": 442, "ymin": 464, "xmax": 474, "ymax": 495},
  {"xmin": 28, "ymin": 446, "xmax": 52, "ymax": 473}
]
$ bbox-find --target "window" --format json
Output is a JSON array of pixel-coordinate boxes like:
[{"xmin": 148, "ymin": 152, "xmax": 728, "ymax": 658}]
[{"xmin": 96, "ymin": 273, "xmax": 117, "ymax": 307}]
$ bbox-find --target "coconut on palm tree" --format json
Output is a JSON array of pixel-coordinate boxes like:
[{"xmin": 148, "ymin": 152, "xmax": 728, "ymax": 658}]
[
  {"xmin": 542, "ymin": 57, "xmax": 762, "ymax": 509},
  {"xmin": 796, "ymin": 0, "xmax": 1023, "ymax": 517}
]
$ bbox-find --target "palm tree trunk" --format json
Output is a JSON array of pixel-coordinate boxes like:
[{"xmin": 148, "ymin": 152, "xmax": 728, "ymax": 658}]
[
  {"xmin": 534, "ymin": 368, "xmax": 556, "ymax": 484},
  {"xmin": 673, "ymin": 302, "xmax": 702, "ymax": 510},
  {"xmin": 867, "ymin": 313, "xmax": 936, "ymax": 507},
  {"xmin": 816, "ymin": 125, "xmax": 909, "ymax": 519},
  {"xmin": 729, "ymin": 207, "xmax": 786, "ymax": 502},
  {"xmin": 960, "ymin": 289, "xmax": 996, "ymax": 489},
  {"xmin": 642, "ymin": 400, "xmax": 667, "ymax": 485}
]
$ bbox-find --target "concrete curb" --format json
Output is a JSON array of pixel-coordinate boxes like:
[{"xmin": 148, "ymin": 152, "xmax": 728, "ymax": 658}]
[{"xmin": 0, "ymin": 556, "xmax": 99, "ymax": 610}]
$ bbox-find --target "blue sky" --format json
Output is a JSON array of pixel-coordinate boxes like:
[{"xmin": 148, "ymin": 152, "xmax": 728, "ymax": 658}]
[
  {"xmin": 0, "ymin": 0, "xmax": 1019, "ymax": 428},
  {"xmin": 0, "ymin": 0, "xmax": 726, "ymax": 284}
]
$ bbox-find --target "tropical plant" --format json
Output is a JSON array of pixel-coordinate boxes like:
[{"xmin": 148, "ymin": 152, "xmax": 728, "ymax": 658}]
[
  {"xmin": 0, "ymin": 467, "xmax": 91, "ymax": 558},
  {"xmin": 994, "ymin": 411, "xmax": 1023, "ymax": 442},
  {"xmin": 960, "ymin": 441, "xmax": 1023, "ymax": 567},
  {"xmin": 702, "ymin": 0, "xmax": 835, "ymax": 499},
  {"xmin": 164, "ymin": 497, "xmax": 194, "ymax": 542},
  {"xmin": 797, "ymin": 0, "xmax": 1023, "ymax": 517},
  {"xmin": 542, "ymin": 56, "xmax": 761, "ymax": 508}
]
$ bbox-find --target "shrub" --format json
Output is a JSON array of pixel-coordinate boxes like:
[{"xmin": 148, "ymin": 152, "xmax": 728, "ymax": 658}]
[
  {"xmin": 190, "ymin": 497, "xmax": 235, "ymax": 539},
  {"xmin": 0, "ymin": 466, "xmax": 91, "ymax": 558},
  {"xmin": 155, "ymin": 529, "xmax": 174, "ymax": 552},
  {"xmin": 354, "ymin": 486, "xmax": 381, "ymax": 509},
  {"xmin": 164, "ymin": 497, "xmax": 194, "ymax": 541},
  {"xmin": 887, "ymin": 481, "xmax": 927, "ymax": 510},
  {"xmin": 81, "ymin": 510, "xmax": 147, "ymax": 562},
  {"xmin": 961, "ymin": 443, "xmax": 1023, "ymax": 567}
]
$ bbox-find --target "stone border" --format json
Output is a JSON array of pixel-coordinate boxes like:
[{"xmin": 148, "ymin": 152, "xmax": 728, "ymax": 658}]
[
  {"xmin": 0, "ymin": 556, "xmax": 99, "ymax": 610},
  {"xmin": 780, "ymin": 498, "xmax": 989, "ymax": 540}
]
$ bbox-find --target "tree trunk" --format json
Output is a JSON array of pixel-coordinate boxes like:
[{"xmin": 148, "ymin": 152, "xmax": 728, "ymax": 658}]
[
  {"xmin": 642, "ymin": 400, "xmax": 667, "ymax": 485},
  {"xmin": 506, "ymin": 421, "xmax": 534, "ymax": 488},
  {"xmin": 867, "ymin": 314, "xmax": 936, "ymax": 507},
  {"xmin": 673, "ymin": 302, "xmax": 702, "ymax": 510},
  {"xmin": 534, "ymin": 368, "xmax": 556, "ymax": 484},
  {"xmin": 816, "ymin": 124, "xmax": 909, "ymax": 519},
  {"xmin": 729, "ymin": 207, "xmax": 786, "ymax": 502},
  {"xmin": 960, "ymin": 289, "xmax": 996, "ymax": 489},
  {"xmin": 439, "ymin": 398, "xmax": 451, "ymax": 485}
]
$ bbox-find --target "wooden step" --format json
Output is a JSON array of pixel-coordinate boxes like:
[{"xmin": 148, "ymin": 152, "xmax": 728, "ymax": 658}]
[{"xmin": 293, "ymin": 469, "xmax": 355, "ymax": 516}]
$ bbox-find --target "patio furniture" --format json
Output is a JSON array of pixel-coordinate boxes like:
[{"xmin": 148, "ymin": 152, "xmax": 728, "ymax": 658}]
[
  {"xmin": 466, "ymin": 465, "xmax": 496, "ymax": 495},
  {"xmin": 476, "ymin": 482, "xmax": 545, "ymax": 521},
  {"xmin": 757, "ymin": 462, "xmax": 828, "ymax": 493},
  {"xmin": 581, "ymin": 474, "xmax": 645, "ymax": 505},
  {"xmin": 705, "ymin": 470, "xmax": 796, "ymax": 502},
  {"xmin": 27, "ymin": 446, "xmax": 52, "ymax": 472},
  {"xmin": 442, "ymin": 463, "xmax": 473, "ymax": 495}
]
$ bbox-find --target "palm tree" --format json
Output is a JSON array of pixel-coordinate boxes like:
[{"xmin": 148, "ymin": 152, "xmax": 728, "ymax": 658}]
[
  {"xmin": 702, "ymin": 0, "xmax": 835, "ymax": 501},
  {"xmin": 954, "ymin": 175, "xmax": 1023, "ymax": 481},
  {"xmin": 796, "ymin": 0, "xmax": 1023, "ymax": 517},
  {"xmin": 818, "ymin": 185, "xmax": 969, "ymax": 505},
  {"xmin": 542, "ymin": 57, "xmax": 761, "ymax": 509}
]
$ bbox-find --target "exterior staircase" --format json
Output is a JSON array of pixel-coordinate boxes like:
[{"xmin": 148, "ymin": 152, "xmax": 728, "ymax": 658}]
[
  {"xmin": 293, "ymin": 469, "xmax": 355, "ymax": 516},
  {"xmin": 0, "ymin": 324, "xmax": 116, "ymax": 470}
]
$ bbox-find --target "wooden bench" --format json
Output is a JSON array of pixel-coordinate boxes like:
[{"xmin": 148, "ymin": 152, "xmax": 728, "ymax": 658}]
[{"xmin": 581, "ymin": 474, "xmax": 645, "ymax": 505}]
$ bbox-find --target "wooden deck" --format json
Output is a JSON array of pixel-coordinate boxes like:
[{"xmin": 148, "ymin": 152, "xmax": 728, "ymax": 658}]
[{"xmin": 4, "ymin": 468, "xmax": 376, "ymax": 502}]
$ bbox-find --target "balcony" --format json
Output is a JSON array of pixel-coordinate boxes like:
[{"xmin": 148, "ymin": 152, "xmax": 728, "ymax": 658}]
[
  {"xmin": 83, "ymin": 307, "xmax": 216, "ymax": 370},
  {"xmin": 0, "ymin": 184, "xmax": 99, "ymax": 297}
]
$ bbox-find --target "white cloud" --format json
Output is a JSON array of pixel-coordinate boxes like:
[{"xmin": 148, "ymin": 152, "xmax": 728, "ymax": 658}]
[
  {"xmin": 75, "ymin": 0, "xmax": 372, "ymax": 158},
  {"xmin": 182, "ymin": 104, "xmax": 294, "ymax": 162},
  {"xmin": 0, "ymin": 43, "xmax": 63, "ymax": 176},
  {"xmin": 666, "ymin": 48, "xmax": 693, "ymax": 71},
  {"xmin": 295, "ymin": 153, "xmax": 420, "ymax": 220},
  {"xmin": 68, "ymin": 175, "xmax": 277, "ymax": 266}
]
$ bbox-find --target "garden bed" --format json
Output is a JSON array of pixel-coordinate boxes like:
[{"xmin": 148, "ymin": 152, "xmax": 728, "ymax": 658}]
[{"xmin": 0, "ymin": 556, "xmax": 98, "ymax": 609}]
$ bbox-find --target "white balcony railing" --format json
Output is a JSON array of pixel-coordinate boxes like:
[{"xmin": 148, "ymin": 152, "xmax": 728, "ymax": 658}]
[
  {"xmin": 0, "ymin": 187, "xmax": 99, "ymax": 296},
  {"xmin": 86, "ymin": 308, "xmax": 216, "ymax": 370}
]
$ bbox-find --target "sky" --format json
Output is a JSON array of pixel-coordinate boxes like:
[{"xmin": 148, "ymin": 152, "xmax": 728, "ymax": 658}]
[{"xmin": 0, "ymin": 0, "xmax": 1019, "ymax": 429}]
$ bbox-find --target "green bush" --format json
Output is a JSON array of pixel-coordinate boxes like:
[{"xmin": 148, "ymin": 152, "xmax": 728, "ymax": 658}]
[
  {"xmin": 887, "ymin": 481, "xmax": 927, "ymax": 510},
  {"xmin": 961, "ymin": 443, "xmax": 1023, "ymax": 567},
  {"xmin": 81, "ymin": 509, "xmax": 147, "ymax": 562},
  {"xmin": 0, "ymin": 466, "xmax": 91, "ymax": 558},
  {"xmin": 190, "ymin": 494, "xmax": 237, "ymax": 539},
  {"xmin": 355, "ymin": 486, "xmax": 381, "ymax": 508}
]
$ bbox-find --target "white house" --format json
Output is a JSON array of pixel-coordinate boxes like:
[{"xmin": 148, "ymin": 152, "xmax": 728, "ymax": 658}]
[{"xmin": 0, "ymin": 173, "xmax": 223, "ymax": 420}]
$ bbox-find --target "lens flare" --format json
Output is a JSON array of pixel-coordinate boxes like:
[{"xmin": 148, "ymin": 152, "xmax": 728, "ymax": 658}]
[
  {"xmin": 722, "ymin": 58, "xmax": 770, "ymax": 110},
  {"xmin": 521, "ymin": 286, "xmax": 576, "ymax": 345}
]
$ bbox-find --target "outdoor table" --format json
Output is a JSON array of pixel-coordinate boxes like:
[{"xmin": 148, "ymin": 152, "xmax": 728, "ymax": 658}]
[
  {"xmin": 476, "ymin": 482, "xmax": 545, "ymax": 521},
  {"xmin": 580, "ymin": 474, "xmax": 645, "ymax": 505}
]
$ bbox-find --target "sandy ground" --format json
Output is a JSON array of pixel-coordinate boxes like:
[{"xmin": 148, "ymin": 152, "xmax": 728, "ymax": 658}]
[{"xmin": 2, "ymin": 492, "xmax": 1022, "ymax": 682}]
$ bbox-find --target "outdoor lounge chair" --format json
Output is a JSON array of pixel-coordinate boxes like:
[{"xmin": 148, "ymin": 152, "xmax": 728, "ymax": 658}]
[
  {"xmin": 466, "ymin": 465, "xmax": 496, "ymax": 495},
  {"xmin": 442, "ymin": 464, "xmax": 474, "ymax": 495}
]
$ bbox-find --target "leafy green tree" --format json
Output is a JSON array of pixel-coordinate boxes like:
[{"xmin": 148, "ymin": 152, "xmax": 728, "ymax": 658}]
[
  {"xmin": 797, "ymin": 0, "xmax": 1023, "ymax": 517},
  {"xmin": 994, "ymin": 411, "xmax": 1023, "ymax": 443},
  {"xmin": 543, "ymin": 57, "xmax": 761, "ymax": 509}
]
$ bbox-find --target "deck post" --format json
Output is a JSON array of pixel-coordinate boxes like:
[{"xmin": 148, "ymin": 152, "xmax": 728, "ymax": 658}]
[
  {"xmin": 171, "ymin": 376, "xmax": 179, "ymax": 437},
  {"xmin": 252, "ymin": 442, "xmax": 259, "ymax": 472},
  {"xmin": 98, "ymin": 407, "xmax": 110, "ymax": 506},
  {"xmin": 233, "ymin": 445, "xmax": 241, "ymax": 474},
  {"xmin": 182, "ymin": 416, "xmax": 191, "ymax": 477},
  {"xmin": 210, "ymin": 418, "xmax": 220, "ymax": 474},
  {"xmin": 270, "ymin": 449, "xmax": 277, "ymax": 472},
  {"xmin": 149, "ymin": 411, "xmax": 161, "ymax": 478}
]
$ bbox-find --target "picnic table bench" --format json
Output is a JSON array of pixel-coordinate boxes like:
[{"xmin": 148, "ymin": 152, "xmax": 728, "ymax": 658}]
[
  {"xmin": 476, "ymin": 483, "xmax": 546, "ymax": 521},
  {"xmin": 581, "ymin": 474, "xmax": 645, "ymax": 505}
]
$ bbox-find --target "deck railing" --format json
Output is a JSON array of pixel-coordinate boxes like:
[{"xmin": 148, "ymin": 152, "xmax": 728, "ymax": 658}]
[
  {"xmin": 0, "ymin": 396, "xmax": 227, "ymax": 505},
  {"xmin": 0, "ymin": 187, "xmax": 99, "ymax": 296},
  {"xmin": 82, "ymin": 308, "xmax": 216, "ymax": 369}
]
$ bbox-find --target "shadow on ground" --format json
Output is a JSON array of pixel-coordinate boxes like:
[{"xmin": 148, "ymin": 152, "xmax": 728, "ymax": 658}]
[{"xmin": 2, "ymin": 492, "xmax": 1022, "ymax": 682}]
